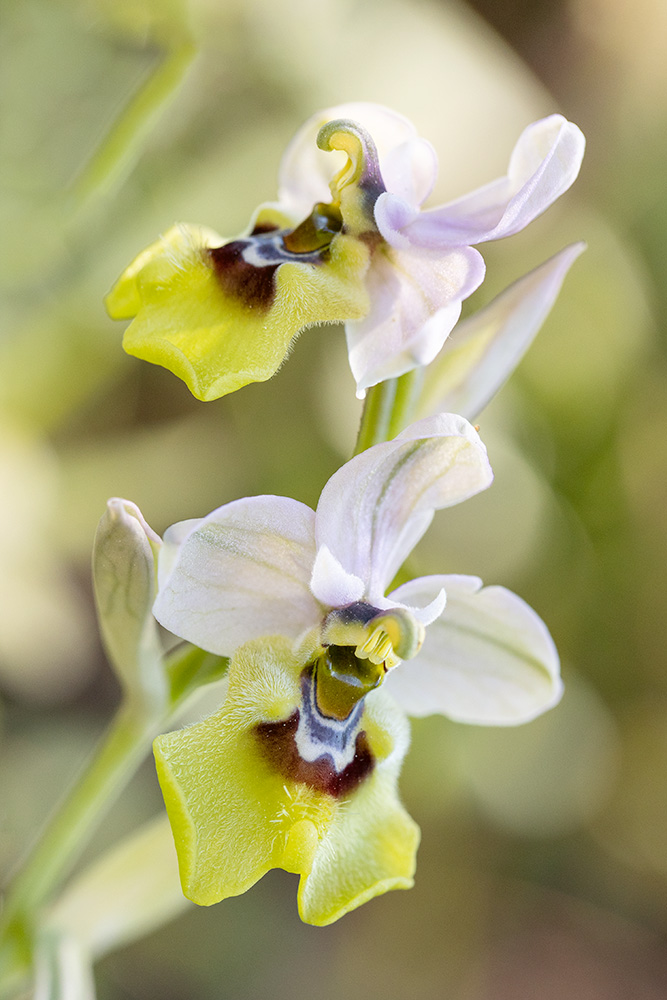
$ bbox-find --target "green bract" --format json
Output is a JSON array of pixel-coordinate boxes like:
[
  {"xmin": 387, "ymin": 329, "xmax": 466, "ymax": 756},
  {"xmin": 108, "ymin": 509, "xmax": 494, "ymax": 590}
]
[{"xmin": 92, "ymin": 498, "xmax": 165, "ymax": 708}]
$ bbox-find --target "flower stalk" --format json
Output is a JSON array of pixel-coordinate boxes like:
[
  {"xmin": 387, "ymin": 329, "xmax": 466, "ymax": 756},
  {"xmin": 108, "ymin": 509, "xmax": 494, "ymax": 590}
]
[
  {"xmin": 354, "ymin": 368, "xmax": 423, "ymax": 455},
  {"xmin": 1, "ymin": 707, "xmax": 155, "ymax": 931},
  {"xmin": 0, "ymin": 644, "xmax": 227, "ymax": 996},
  {"xmin": 354, "ymin": 379, "xmax": 398, "ymax": 455}
]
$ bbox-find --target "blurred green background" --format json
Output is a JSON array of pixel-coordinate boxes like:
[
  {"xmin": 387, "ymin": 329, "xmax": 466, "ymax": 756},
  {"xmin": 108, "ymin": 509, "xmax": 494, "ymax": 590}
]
[{"xmin": 1, "ymin": 0, "xmax": 667, "ymax": 996}]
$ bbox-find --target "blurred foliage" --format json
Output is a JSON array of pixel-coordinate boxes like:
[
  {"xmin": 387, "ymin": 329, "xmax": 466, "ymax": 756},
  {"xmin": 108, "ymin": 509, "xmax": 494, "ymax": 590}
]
[{"xmin": 1, "ymin": 0, "xmax": 666, "ymax": 996}]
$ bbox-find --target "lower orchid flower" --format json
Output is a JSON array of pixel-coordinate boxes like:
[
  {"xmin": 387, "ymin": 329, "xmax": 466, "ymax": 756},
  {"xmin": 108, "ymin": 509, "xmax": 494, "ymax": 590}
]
[
  {"xmin": 151, "ymin": 414, "xmax": 562, "ymax": 923},
  {"xmin": 105, "ymin": 103, "xmax": 584, "ymax": 401},
  {"xmin": 154, "ymin": 635, "xmax": 419, "ymax": 926}
]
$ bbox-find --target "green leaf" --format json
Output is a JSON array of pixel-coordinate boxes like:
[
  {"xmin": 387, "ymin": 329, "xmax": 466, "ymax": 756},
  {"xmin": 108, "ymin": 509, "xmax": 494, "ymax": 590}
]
[
  {"xmin": 166, "ymin": 644, "xmax": 229, "ymax": 707},
  {"xmin": 46, "ymin": 816, "xmax": 187, "ymax": 962}
]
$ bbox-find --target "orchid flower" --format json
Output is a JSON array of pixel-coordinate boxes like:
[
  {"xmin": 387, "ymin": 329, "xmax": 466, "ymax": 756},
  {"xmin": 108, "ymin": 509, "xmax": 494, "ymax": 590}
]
[
  {"xmin": 106, "ymin": 103, "xmax": 584, "ymax": 401},
  {"xmin": 151, "ymin": 414, "xmax": 561, "ymax": 924}
]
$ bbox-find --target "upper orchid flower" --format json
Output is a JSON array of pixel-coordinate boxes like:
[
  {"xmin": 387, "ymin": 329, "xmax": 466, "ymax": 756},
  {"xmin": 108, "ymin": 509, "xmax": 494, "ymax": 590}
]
[
  {"xmin": 151, "ymin": 414, "xmax": 561, "ymax": 923},
  {"xmin": 106, "ymin": 103, "xmax": 584, "ymax": 400}
]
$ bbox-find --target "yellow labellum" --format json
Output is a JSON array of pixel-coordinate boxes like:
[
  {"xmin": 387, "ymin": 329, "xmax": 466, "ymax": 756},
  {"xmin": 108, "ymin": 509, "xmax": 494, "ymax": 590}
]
[
  {"xmin": 106, "ymin": 221, "xmax": 370, "ymax": 401},
  {"xmin": 154, "ymin": 636, "xmax": 419, "ymax": 925}
]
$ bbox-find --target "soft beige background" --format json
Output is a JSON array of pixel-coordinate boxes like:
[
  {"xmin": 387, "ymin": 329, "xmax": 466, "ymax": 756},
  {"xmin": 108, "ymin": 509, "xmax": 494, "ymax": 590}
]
[{"xmin": 1, "ymin": 0, "xmax": 666, "ymax": 996}]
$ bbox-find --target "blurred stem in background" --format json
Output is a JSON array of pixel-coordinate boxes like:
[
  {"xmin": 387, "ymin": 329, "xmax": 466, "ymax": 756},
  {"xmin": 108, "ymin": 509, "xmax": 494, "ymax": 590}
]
[
  {"xmin": 70, "ymin": 8, "xmax": 196, "ymax": 210},
  {"xmin": 71, "ymin": 41, "xmax": 196, "ymax": 208}
]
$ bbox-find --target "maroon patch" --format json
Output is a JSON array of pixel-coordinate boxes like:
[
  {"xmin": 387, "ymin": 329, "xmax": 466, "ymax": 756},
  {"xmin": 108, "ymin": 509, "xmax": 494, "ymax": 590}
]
[
  {"xmin": 208, "ymin": 242, "xmax": 279, "ymax": 311},
  {"xmin": 250, "ymin": 222, "xmax": 280, "ymax": 236},
  {"xmin": 255, "ymin": 711, "xmax": 374, "ymax": 799}
]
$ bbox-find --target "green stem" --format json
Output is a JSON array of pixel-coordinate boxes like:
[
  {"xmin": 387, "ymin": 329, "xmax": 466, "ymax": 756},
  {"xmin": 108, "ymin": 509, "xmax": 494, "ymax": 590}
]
[
  {"xmin": 386, "ymin": 368, "xmax": 423, "ymax": 439},
  {"xmin": 353, "ymin": 369, "xmax": 424, "ymax": 456},
  {"xmin": 353, "ymin": 380, "xmax": 397, "ymax": 455},
  {"xmin": 0, "ymin": 644, "xmax": 225, "ymax": 995},
  {"xmin": 0, "ymin": 704, "xmax": 155, "ymax": 978}
]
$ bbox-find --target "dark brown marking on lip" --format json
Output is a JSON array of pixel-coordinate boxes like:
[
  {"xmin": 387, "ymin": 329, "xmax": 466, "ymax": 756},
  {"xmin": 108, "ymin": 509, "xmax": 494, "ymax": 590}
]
[
  {"xmin": 255, "ymin": 711, "xmax": 374, "ymax": 799},
  {"xmin": 208, "ymin": 242, "xmax": 279, "ymax": 311},
  {"xmin": 251, "ymin": 222, "xmax": 281, "ymax": 236}
]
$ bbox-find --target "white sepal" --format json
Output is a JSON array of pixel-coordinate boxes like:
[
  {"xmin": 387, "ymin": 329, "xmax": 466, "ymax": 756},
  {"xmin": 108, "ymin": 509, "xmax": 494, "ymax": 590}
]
[
  {"xmin": 154, "ymin": 496, "xmax": 319, "ymax": 655},
  {"xmin": 384, "ymin": 574, "xmax": 562, "ymax": 724}
]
